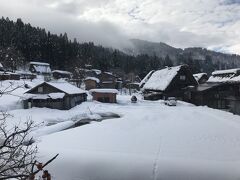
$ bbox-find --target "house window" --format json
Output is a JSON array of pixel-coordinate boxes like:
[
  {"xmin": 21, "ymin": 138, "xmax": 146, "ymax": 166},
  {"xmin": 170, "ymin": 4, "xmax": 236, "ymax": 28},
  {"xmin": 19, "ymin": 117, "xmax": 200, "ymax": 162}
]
[
  {"xmin": 38, "ymin": 87, "xmax": 43, "ymax": 93},
  {"xmin": 180, "ymin": 75, "xmax": 186, "ymax": 81}
]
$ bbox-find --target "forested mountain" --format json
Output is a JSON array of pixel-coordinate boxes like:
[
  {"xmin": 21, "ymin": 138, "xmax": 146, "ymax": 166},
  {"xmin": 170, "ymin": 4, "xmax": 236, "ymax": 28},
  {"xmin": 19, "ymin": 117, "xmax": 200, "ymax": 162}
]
[
  {"xmin": 0, "ymin": 17, "xmax": 171, "ymax": 78},
  {"xmin": 127, "ymin": 39, "xmax": 240, "ymax": 74},
  {"xmin": 0, "ymin": 17, "xmax": 240, "ymax": 78}
]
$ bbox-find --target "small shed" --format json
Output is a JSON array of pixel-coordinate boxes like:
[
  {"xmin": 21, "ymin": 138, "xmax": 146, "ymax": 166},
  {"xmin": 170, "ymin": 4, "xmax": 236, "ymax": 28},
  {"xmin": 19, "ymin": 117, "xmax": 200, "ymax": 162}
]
[
  {"xmin": 23, "ymin": 81, "xmax": 87, "ymax": 110},
  {"xmin": 52, "ymin": 70, "xmax": 72, "ymax": 79},
  {"xmin": 90, "ymin": 89, "xmax": 118, "ymax": 103},
  {"xmin": 84, "ymin": 77, "xmax": 100, "ymax": 90},
  {"xmin": 0, "ymin": 72, "xmax": 20, "ymax": 80},
  {"xmin": 0, "ymin": 72, "xmax": 10, "ymax": 80},
  {"xmin": 29, "ymin": 61, "xmax": 51, "ymax": 75}
]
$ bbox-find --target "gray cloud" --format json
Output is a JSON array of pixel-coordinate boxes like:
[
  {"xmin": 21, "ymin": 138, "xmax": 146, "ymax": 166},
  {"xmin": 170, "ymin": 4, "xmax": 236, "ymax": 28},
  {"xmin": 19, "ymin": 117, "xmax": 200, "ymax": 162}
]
[{"xmin": 0, "ymin": 0, "xmax": 240, "ymax": 54}]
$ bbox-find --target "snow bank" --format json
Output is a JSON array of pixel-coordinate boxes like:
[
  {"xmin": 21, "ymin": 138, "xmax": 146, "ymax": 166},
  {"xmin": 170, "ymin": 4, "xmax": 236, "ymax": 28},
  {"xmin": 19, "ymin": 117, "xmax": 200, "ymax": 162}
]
[{"xmin": 37, "ymin": 99, "xmax": 240, "ymax": 180}]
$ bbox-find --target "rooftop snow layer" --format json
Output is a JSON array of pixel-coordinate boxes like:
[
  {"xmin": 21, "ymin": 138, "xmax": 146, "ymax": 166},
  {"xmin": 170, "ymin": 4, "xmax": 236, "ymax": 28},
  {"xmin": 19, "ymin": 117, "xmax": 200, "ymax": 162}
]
[
  {"xmin": 33, "ymin": 65, "xmax": 51, "ymax": 74},
  {"xmin": 143, "ymin": 66, "xmax": 182, "ymax": 91},
  {"xmin": 52, "ymin": 70, "xmax": 72, "ymax": 75},
  {"xmin": 92, "ymin": 69, "xmax": 102, "ymax": 75},
  {"xmin": 139, "ymin": 70, "xmax": 155, "ymax": 88},
  {"xmin": 193, "ymin": 73, "xmax": 207, "ymax": 81},
  {"xmin": 30, "ymin": 61, "xmax": 50, "ymax": 66},
  {"xmin": 85, "ymin": 77, "xmax": 100, "ymax": 83},
  {"xmin": 89, "ymin": 89, "xmax": 119, "ymax": 94},
  {"xmin": 207, "ymin": 75, "xmax": 240, "ymax": 83},
  {"xmin": 47, "ymin": 82, "xmax": 86, "ymax": 95},
  {"xmin": 212, "ymin": 68, "xmax": 240, "ymax": 75}
]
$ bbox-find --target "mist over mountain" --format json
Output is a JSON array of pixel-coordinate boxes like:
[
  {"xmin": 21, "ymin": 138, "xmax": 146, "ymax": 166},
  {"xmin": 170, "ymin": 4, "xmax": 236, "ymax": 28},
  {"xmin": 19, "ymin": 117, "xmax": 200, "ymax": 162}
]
[
  {"xmin": 1, "ymin": 17, "xmax": 240, "ymax": 78},
  {"xmin": 126, "ymin": 39, "xmax": 240, "ymax": 70}
]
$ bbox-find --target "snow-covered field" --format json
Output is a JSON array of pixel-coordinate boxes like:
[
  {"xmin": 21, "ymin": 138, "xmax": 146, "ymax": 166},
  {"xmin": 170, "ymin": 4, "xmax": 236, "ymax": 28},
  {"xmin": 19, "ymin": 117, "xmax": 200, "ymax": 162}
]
[{"xmin": 1, "ymin": 79, "xmax": 240, "ymax": 179}]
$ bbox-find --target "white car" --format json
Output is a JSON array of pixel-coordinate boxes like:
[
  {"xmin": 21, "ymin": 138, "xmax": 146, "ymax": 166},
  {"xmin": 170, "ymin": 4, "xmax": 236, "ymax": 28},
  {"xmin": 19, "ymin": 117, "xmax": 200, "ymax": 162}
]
[{"xmin": 164, "ymin": 97, "xmax": 177, "ymax": 106}]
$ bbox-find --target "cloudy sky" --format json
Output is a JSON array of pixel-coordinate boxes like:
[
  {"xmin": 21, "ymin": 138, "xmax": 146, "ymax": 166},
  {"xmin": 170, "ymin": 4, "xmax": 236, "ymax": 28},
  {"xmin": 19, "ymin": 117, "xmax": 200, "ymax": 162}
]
[{"xmin": 1, "ymin": 0, "xmax": 240, "ymax": 54}]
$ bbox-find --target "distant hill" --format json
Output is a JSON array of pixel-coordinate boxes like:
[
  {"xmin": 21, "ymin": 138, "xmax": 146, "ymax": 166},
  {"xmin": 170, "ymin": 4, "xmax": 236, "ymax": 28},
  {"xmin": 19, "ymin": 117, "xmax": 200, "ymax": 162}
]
[
  {"xmin": 126, "ymin": 39, "xmax": 240, "ymax": 70},
  {"xmin": 1, "ymin": 17, "xmax": 240, "ymax": 78}
]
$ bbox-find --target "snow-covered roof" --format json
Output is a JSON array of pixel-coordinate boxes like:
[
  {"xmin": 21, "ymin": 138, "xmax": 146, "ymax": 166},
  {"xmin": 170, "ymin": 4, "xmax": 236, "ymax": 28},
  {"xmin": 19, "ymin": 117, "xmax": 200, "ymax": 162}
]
[
  {"xmin": 89, "ymin": 89, "xmax": 119, "ymax": 94},
  {"xmin": 193, "ymin": 73, "xmax": 207, "ymax": 81},
  {"xmin": 30, "ymin": 61, "xmax": 51, "ymax": 74},
  {"xmin": 30, "ymin": 61, "xmax": 50, "ymax": 66},
  {"xmin": 0, "ymin": 63, "xmax": 3, "ymax": 68},
  {"xmin": 212, "ymin": 68, "xmax": 240, "ymax": 75},
  {"xmin": 52, "ymin": 70, "xmax": 72, "ymax": 75},
  {"xmin": 208, "ymin": 68, "xmax": 240, "ymax": 83},
  {"xmin": 92, "ymin": 69, "xmax": 102, "ymax": 75},
  {"xmin": 139, "ymin": 70, "xmax": 155, "ymax": 88},
  {"xmin": 207, "ymin": 75, "xmax": 240, "ymax": 83},
  {"xmin": 143, "ymin": 66, "xmax": 182, "ymax": 91},
  {"xmin": 84, "ymin": 77, "xmax": 100, "ymax": 83},
  {"xmin": 15, "ymin": 70, "xmax": 35, "ymax": 75},
  {"xmin": 46, "ymin": 82, "xmax": 86, "ymax": 95}
]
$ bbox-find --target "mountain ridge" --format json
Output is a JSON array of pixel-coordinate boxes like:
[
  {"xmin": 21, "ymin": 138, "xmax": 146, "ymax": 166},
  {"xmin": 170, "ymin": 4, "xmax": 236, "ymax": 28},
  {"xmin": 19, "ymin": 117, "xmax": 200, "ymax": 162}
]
[{"xmin": 126, "ymin": 39, "xmax": 240, "ymax": 69}]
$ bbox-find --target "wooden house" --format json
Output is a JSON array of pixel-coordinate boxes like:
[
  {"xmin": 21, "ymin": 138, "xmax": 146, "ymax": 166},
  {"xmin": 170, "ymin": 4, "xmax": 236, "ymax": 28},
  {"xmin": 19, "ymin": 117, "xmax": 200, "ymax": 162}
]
[
  {"xmin": 15, "ymin": 70, "xmax": 36, "ymax": 80},
  {"xmin": 0, "ymin": 72, "xmax": 20, "ymax": 80},
  {"xmin": 90, "ymin": 89, "xmax": 118, "ymax": 103},
  {"xmin": 0, "ymin": 72, "xmax": 10, "ymax": 80},
  {"xmin": 98, "ymin": 72, "xmax": 117, "ymax": 89},
  {"xmin": 189, "ymin": 68, "xmax": 240, "ymax": 114},
  {"xmin": 190, "ymin": 82, "xmax": 240, "ymax": 110},
  {"xmin": 29, "ymin": 61, "xmax": 52, "ymax": 80},
  {"xmin": 84, "ymin": 77, "xmax": 100, "ymax": 90},
  {"xmin": 193, "ymin": 73, "xmax": 208, "ymax": 84},
  {"xmin": 52, "ymin": 70, "xmax": 72, "ymax": 80},
  {"xmin": 23, "ymin": 81, "xmax": 87, "ymax": 110},
  {"xmin": 142, "ymin": 65, "xmax": 198, "ymax": 100}
]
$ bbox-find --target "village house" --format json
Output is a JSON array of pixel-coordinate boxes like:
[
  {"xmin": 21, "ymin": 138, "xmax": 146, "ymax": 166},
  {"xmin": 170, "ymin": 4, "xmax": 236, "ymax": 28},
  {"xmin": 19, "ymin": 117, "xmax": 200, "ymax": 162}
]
[
  {"xmin": 23, "ymin": 81, "xmax": 87, "ymax": 110},
  {"xmin": 190, "ymin": 68, "xmax": 240, "ymax": 114},
  {"xmin": 0, "ymin": 71, "xmax": 20, "ymax": 81},
  {"xmin": 52, "ymin": 70, "xmax": 72, "ymax": 80},
  {"xmin": 193, "ymin": 73, "xmax": 208, "ymax": 84},
  {"xmin": 141, "ymin": 65, "xmax": 198, "ymax": 100},
  {"xmin": 84, "ymin": 77, "xmax": 100, "ymax": 90},
  {"xmin": 15, "ymin": 70, "xmax": 36, "ymax": 80},
  {"xmin": 90, "ymin": 89, "xmax": 118, "ymax": 103},
  {"xmin": 190, "ymin": 83, "xmax": 240, "ymax": 109},
  {"xmin": 98, "ymin": 72, "xmax": 117, "ymax": 89},
  {"xmin": 29, "ymin": 61, "xmax": 52, "ymax": 80}
]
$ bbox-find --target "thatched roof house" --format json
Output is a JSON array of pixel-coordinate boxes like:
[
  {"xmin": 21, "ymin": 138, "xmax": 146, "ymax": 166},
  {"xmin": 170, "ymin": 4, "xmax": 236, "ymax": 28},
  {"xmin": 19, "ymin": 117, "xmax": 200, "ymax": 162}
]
[{"xmin": 142, "ymin": 65, "xmax": 198, "ymax": 100}]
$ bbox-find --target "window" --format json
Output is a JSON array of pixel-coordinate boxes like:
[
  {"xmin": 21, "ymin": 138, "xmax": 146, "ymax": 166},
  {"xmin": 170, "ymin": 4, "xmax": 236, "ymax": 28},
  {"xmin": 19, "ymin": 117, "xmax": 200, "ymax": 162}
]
[
  {"xmin": 180, "ymin": 75, "xmax": 186, "ymax": 81},
  {"xmin": 38, "ymin": 87, "xmax": 43, "ymax": 93}
]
